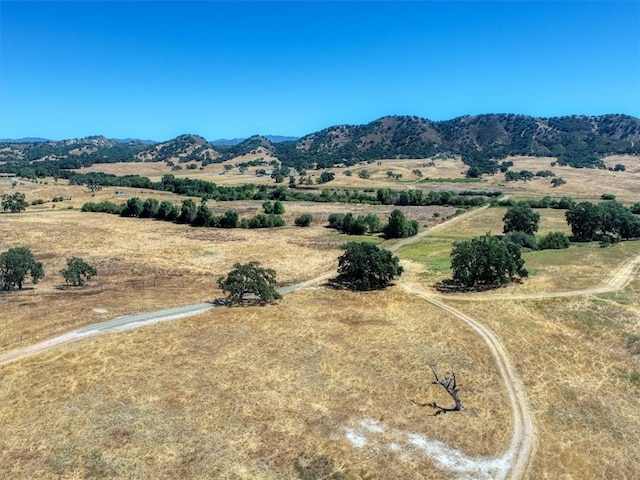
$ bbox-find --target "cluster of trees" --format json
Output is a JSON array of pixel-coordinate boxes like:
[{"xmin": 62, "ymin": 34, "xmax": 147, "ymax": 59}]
[
  {"xmin": 565, "ymin": 200, "xmax": 640, "ymax": 242},
  {"xmin": 82, "ymin": 197, "xmax": 289, "ymax": 230},
  {"xmin": 0, "ymin": 247, "xmax": 96, "ymax": 291},
  {"xmin": 327, "ymin": 212, "xmax": 382, "ymax": 235},
  {"xmin": 501, "ymin": 203, "xmax": 569, "ymax": 251},
  {"xmin": 327, "ymin": 209, "xmax": 418, "ymax": 239}
]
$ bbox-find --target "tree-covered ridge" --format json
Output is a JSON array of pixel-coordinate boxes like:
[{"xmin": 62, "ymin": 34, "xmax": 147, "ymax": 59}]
[
  {"xmin": 1, "ymin": 113, "xmax": 638, "ymax": 175},
  {"xmin": 0, "ymin": 136, "xmax": 149, "ymax": 165},
  {"xmin": 134, "ymin": 134, "xmax": 221, "ymax": 164},
  {"xmin": 274, "ymin": 113, "xmax": 640, "ymax": 171}
]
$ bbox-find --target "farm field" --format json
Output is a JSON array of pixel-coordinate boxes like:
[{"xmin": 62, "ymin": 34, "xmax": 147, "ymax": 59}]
[{"xmin": 1, "ymin": 157, "xmax": 640, "ymax": 479}]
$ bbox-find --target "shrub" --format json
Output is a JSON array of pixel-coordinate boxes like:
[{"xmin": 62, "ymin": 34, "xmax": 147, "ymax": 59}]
[
  {"xmin": 294, "ymin": 214, "xmax": 313, "ymax": 227},
  {"xmin": 538, "ymin": 231, "xmax": 570, "ymax": 250},
  {"xmin": 504, "ymin": 231, "xmax": 537, "ymax": 250}
]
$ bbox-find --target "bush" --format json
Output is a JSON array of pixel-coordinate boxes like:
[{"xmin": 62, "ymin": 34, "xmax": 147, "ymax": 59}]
[
  {"xmin": 538, "ymin": 231, "xmax": 570, "ymax": 250},
  {"xmin": 504, "ymin": 231, "xmax": 537, "ymax": 250},
  {"xmin": 601, "ymin": 193, "xmax": 616, "ymax": 200},
  {"xmin": 294, "ymin": 214, "xmax": 313, "ymax": 227}
]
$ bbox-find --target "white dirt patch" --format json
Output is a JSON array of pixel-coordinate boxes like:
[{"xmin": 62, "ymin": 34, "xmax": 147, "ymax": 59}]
[
  {"xmin": 93, "ymin": 308, "xmax": 108, "ymax": 314},
  {"xmin": 345, "ymin": 418, "xmax": 510, "ymax": 480}
]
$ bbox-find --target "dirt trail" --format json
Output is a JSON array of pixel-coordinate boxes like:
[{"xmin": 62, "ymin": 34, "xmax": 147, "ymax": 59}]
[
  {"xmin": 428, "ymin": 252, "xmax": 640, "ymax": 302},
  {"xmin": 402, "ymin": 283, "xmax": 536, "ymax": 480},
  {"xmin": 8, "ymin": 203, "xmax": 637, "ymax": 480}
]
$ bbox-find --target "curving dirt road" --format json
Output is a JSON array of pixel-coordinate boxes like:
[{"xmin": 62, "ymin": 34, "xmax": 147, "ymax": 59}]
[
  {"xmin": 3, "ymin": 203, "xmax": 638, "ymax": 479},
  {"xmin": 402, "ymin": 283, "xmax": 536, "ymax": 480}
]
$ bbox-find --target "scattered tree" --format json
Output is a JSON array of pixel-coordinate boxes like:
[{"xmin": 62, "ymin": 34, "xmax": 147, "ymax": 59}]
[
  {"xmin": 565, "ymin": 202, "xmax": 602, "ymax": 241},
  {"xmin": 335, "ymin": 242, "xmax": 403, "ymax": 291},
  {"xmin": 450, "ymin": 234, "xmax": 528, "ymax": 287},
  {"xmin": 1, "ymin": 192, "xmax": 28, "ymax": 213},
  {"xmin": 383, "ymin": 209, "xmax": 419, "ymax": 238},
  {"xmin": 60, "ymin": 257, "xmax": 97, "ymax": 287},
  {"xmin": 218, "ymin": 262, "xmax": 281, "ymax": 304},
  {"xmin": 551, "ymin": 177, "xmax": 566, "ymax": 188},
  {"xmin": 294, "ymin": 213, "xmax": 313, "ymax": 227},
  {"xmin": 317, "ymin": 172, "xmax": 335, "ymax": 184},
  {"xmin": 503, "ymin": 203, "xmax": 540, "ymax": 235},
  {"xmin": 0, "ymin": 246, "xmax": 44, "ymax": 291}
]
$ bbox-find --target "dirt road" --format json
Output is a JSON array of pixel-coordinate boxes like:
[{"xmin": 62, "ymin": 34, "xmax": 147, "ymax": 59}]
[
  {"xmin": 402, "ymin": 283, "xmax": 536, "ymax": 480},
  {"xmin": 5, "ymin": 204, "xmax": 636, "ymax": 480}
]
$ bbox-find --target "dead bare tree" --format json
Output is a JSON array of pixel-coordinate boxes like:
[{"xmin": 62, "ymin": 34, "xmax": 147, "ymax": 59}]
[{"xmin": 412, "ymin": 364, "xmax": 464, "ymax": 416}]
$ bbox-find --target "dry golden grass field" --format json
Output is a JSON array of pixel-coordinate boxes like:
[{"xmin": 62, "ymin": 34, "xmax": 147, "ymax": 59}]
[{"xmin": 1, "ymin": 157, "xmax": 640, "ymax": 479}]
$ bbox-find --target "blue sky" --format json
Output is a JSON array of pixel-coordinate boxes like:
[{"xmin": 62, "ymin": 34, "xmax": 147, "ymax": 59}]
[{"xmin": 1, "ymin": 1, "xmax": 639, "ymax": 141}]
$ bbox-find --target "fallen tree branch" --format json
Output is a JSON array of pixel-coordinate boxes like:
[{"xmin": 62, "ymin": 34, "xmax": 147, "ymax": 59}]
[{"xmin": 412, "ymin": 364, "xmax": 464, "ymax": 416}]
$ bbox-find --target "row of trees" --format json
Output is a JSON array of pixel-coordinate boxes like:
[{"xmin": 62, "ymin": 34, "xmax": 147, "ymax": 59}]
[
  {"xmin": 82, "ymin": 198, "xmax": 294, "ymax": 230},
  {"xmin": 565, "ymin": 200, "xmax": 640, "ymax": 241},
  {"xmin": 0, "ymin": 247, "xmax": 96, "ymax": 291}
]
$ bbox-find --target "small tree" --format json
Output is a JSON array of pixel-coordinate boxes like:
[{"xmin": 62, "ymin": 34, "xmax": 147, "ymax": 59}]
[
  {"xmin": 120, "ymin": 197, "xmax": 143, "ymax": 217},
  {"xmin": 335, "ymin": 242, "xmax": 403, "ymax": 291},
  {"xmin": 0, "ymin": 246, "xmax": 44, "ymax": 291},
  {"xmin": 60, "ymin": 257, "xmax": 97, "ymax": 287},
  {"xmin": 383, "ymin": 209, "xmax": 419, "ymax": 239},
  {"xmin": 218, "ymin": 262, "xmax": 281, "ymax": 304},
  {"xmin": 503, "ymin": 203, "xmax": 540, "ymax": 235},
  {"xmin": 273, "ymin": 200, "xmax": 285, "ymax": 214},
  {"xmin": 1, "ymin": 192, "xmax": 28, "ymax": 213},
  {"xmin": 294, "ymin": 213, "xmax": 313, "ymax": 227}
]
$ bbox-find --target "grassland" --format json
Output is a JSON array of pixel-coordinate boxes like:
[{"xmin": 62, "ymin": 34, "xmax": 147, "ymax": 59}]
[{"xmin": 1, "ymin": 156, "xmax": 640, "ymax": 479}]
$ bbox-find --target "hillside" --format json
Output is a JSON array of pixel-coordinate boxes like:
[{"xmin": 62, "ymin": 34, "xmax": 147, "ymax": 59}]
[
  {"xmin": 1, "ymin": 114, "xmax": 639, "ymax": 178},
  {"xmin": 274, "ymin": 114, "xmax": 640, "ymax": 170}
]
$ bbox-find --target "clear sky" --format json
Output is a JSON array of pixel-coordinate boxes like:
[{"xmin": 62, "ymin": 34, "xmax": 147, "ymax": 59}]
[{"xmin": 1, "ymin": 1, "xmax": 639, "ymax": 141}]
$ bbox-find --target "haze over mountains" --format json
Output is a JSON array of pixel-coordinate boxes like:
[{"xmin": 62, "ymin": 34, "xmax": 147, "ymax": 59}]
[{"xmin": 1, "ymin": 114, "xmax": 639, "ymax": 175}]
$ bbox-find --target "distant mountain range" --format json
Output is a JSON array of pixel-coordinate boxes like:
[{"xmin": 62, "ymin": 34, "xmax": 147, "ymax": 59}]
[{"xmin": 1, "ymin": 114, "xmax": 639, "ymax": 176}]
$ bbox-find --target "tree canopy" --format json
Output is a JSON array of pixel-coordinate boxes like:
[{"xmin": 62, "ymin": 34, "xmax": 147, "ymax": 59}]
[
  {"xmin": 335, "ymin": 242, "xmax": 403, "ymax": 291},
  {"xmin": 450, "ymin": 234, "xmax": 528, "ymax": 288},
  {"xmin": 1, "ymin": 192, "xmax": 28, "ymax": 213},
  {"xmin": 60, "ymin": 257, "xmax": 97, "ymax": 287},
  {"xmin": 503, "ymin": 203, "xmax": 540, "ymax": 235},
  {"xmin": 0, "ymin": 246, "xmax": 44, "ymax": 291},
  {"xmin": 218, "ymin": 261, "xmax": 282, "ymax": 304},
  {"xmin": 382, "ymin": 209, "xmax": 419, "ymax": 239}
]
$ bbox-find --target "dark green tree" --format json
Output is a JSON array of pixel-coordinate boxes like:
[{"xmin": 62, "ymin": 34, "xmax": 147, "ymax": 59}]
[
  {"xmin": 262, "ymin": 201, "xmax": 274, "ymax": 214},
  {"xmin": 218, "ymin": 209, "xmax": 239, "ymax": 228},
  {"xmin": 120, "ymin": 197, "xmax": 143, "ymax": 217},
  {"xmin": 218, "ymin": 261, "xmax": 282, "ymax": 304},
  {"xmin": 273, "ymin": 200, "xmax": 285, "ymax": 214},
  {"xmin": 1, "ymin": 192, "xmax": 28, "ymax": 213},
  {"xmin": 335, "ymin": 242, "xmax": 403, "ymax": 291},
  {"xmin": 450, "ymin": 234, "xmax": 528, "ymax": 287},
  {"xmin": 192, "ymin": 203, "xmax": 213, "ymax": 227},
  {"xmin": 0, "ymin": 247, "xmax": 44, "ymax": 291},
  {"xmin": 140, "ymin": 198, "xmax": 160, "ymax": 218},
  {"xmin": 383, "ymin": 209, "xmax": 419, "ymax": 238},
  {"xmin": 503, "ymin": 203, "xmax": 540, "ymax": 235},
  {"xmin": 317, "ymin": 172, "xmax": 335, "ymax": 184},
  {"xmin": 294, "ymin": 213, "xmax": 313, "ymax": 227},
  {"xmin": 155, "ymin": 200, "xmax": 179, "ymax": 221},
  {"xmin": 60, "ymin": 257, "xmax": 97, "ymax": 287},
  {"xmin": 177, "ymin": 199, "xmax": 197, "ymax": 224},
  {"xmin": 565, "ymin": 202, "xmax": 602, "ymax": 241}
]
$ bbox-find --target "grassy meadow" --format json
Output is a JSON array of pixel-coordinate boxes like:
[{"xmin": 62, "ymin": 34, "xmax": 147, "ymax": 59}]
[{"xmin": 1, "ymin": 154, "xmax": 640, "ymax": 479}]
